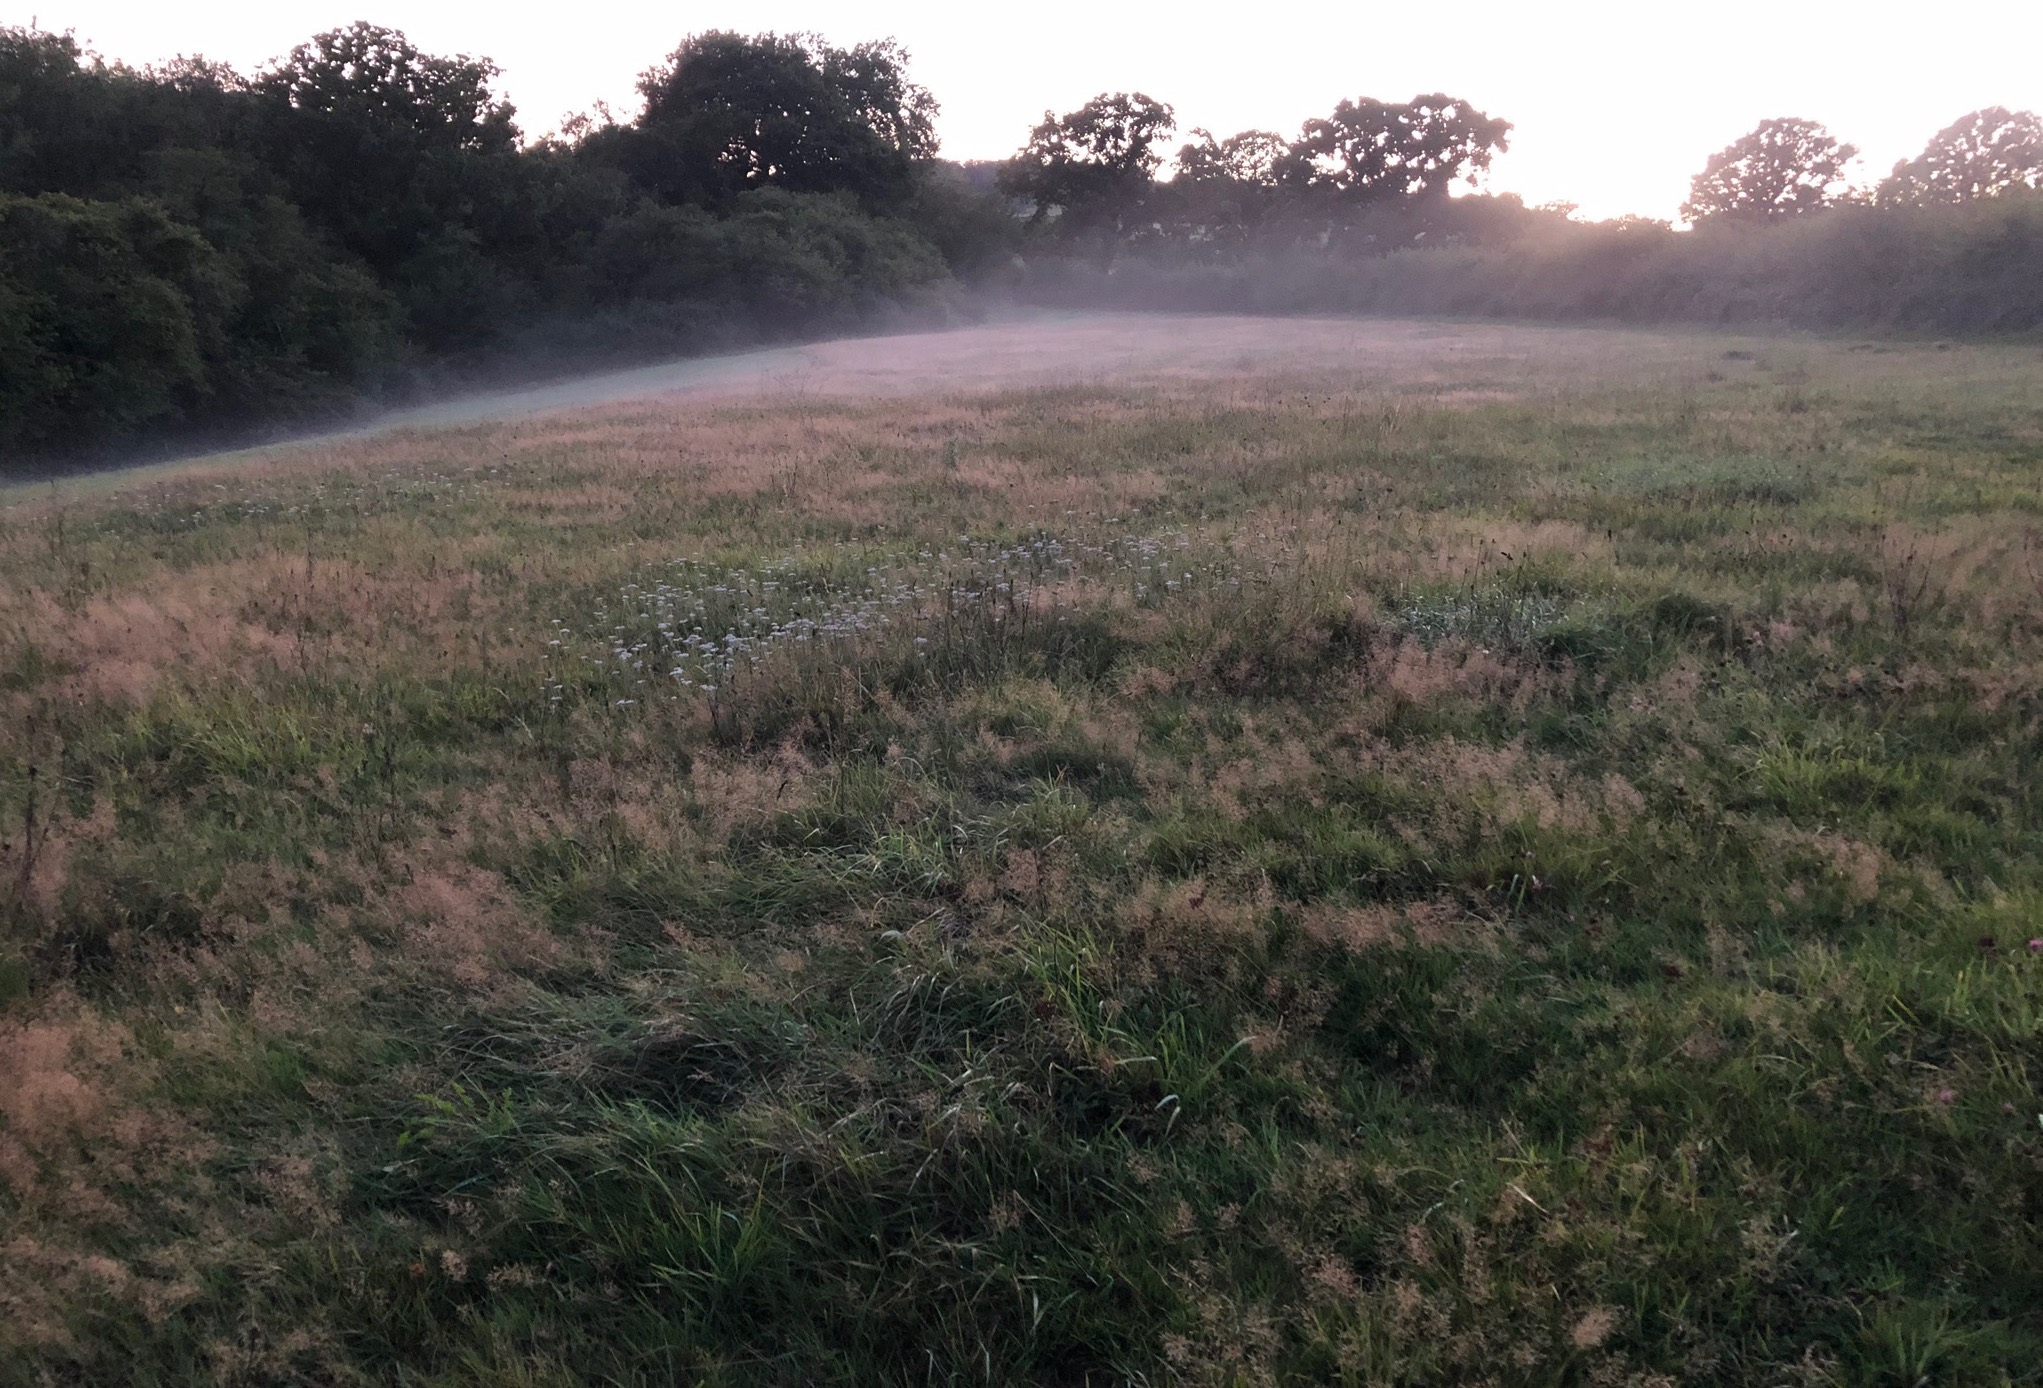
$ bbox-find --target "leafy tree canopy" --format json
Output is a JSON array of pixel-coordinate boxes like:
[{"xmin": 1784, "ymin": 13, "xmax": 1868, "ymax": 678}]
[
  {"xmin": 617, "ymin": 32, "xmax": 938, "ymax": 208},
  {"xmin": 248, "ymin": 23, "xmax": 527, "ymax": 295},
  {"xmin": 0, "ymin": 28, "xmax": 109, "ymax": 193},
  {"xmin": 1682, "ymin": 117, "xmax": 1857, "ymax": 223},
  {"xmin": 1880, "ymin": 107, "xmax": 2043, "ymax": 205},
  {"xmin": 0, "ymin": 193, "xmax": 215, "ymax": 447},
  {"xmin": 0, "ymin": 29, "xmax": 248, "ymax": 199},
  {"xmin": 1285, "ymin": 95, "xmax": 1511, "ymax": 199},
  {"xmin": 998, "ymin": 92, "xmax": 1176, "ymax": 225},
  {"xmin": 1175, "ymin": 128, "xmax": 1288, "ymax": 187},
  {"xmin": 257, "ymin": 22, "xmax": 517, "ymax": 154}
]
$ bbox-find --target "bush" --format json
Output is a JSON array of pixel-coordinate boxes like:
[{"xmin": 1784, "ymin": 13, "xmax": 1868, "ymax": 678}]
[
  {"xmin": 0, "ymin": 190, "xmax": 402, "ymax": 458},
  {"xmin": 0, "ymin": 194, "xmax": 215, "ymax": 450},
  {"xmin": 596, "ymin": 189, "xmax": 954, "ymax": 327}
]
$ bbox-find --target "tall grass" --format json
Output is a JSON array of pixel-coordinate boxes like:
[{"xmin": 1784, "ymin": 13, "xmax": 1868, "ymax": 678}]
[{"xmin": 2, "ymin": 322, "xmax": 2041, "ymax": 1384}]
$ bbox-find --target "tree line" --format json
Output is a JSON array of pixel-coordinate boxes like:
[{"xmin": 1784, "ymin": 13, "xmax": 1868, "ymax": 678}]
[
  {"xmin": 1001, "ymin": 94, "xmax": 2043, "ymax": 253},
  {"xmin": 997, "ymin": 90, "xmax": 1517, "ymax": 256},
  {"xmin": 1003, "ymin": 98, "xmax": 2043, "ymax": 336},
  {"xmin": 1680, "ymin": 109, "xmax": 2043, "ymax": 220},
  {"xmin": 0, "ymin": 24, "xmax": 1008, "ymax": 460},
  {"xmin": 4, "ymin": 21, "xmax": 2040, "ymax": 464}
]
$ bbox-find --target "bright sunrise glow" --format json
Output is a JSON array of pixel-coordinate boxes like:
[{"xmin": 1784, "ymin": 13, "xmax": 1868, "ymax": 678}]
[{"xmin": 22, "ymin": 0, "xmax": 2043, "ymax": 220}]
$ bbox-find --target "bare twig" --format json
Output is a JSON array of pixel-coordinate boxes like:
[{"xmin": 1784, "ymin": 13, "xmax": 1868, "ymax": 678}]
[
  {"xmin": 1881, "ymin": 526, "xmax": 1938, "ymax": 640},
  {"xmin": 2, "ymin": 764, "xmax": 46, "ymax": 934}
]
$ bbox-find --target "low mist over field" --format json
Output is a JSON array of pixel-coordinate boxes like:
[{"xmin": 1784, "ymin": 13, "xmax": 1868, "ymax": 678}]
[{"xmin": 175, "ymin": 314, "xmax": 1723, "ymax": 452}]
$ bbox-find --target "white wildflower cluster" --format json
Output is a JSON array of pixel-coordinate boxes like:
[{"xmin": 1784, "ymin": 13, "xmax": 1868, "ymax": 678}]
[
  {"xmin": 544, "ymin": 525, "xmax": 1237, "ymax": 710},
  {"xmin": 1396, "ymin": 592, "xmax": 1568, "ymax": 648}
]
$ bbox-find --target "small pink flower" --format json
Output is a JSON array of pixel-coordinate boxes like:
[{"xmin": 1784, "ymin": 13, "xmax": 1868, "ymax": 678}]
[
  {"xmin": 2028, "ymin": 939, "xmax": 2043, "ymax": 952},
  {"xmin": 1935, "ymin": 1088, "xmax": 1956, "ymax": 1105}
]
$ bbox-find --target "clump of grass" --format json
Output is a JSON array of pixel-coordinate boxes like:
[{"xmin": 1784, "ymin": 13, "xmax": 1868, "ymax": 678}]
[{"xmin": 3, "ymin": 322, "xmax": 2043, "ymax": 1384}]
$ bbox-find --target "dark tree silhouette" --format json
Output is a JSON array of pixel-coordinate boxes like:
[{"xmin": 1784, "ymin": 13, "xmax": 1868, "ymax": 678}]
[
  {"xmin": 259, "ymin": 22, "xmax": 516, "ymax": 153},
  {"xmin": 0, "ymin": 22, "xmax": 979, "ymax": 457},
  {"xmin": 998, "ymin": 92, "xmax": 1176, "ymax": 229},
  {"xmin": 0, "ymin": 30, "xmax": 250, "ymax": 199},
  {"xmin": 1165, "ymin": 128, "xmax": 1289, "ymax": 252},
  {"xmin": 1880, "ymin": 107, "xmax": 2043, "ymax": 205},
  {"xmin": 1682, "ymin": 118, "xmax": 1857, "ymax": 223},
  {"xmin": 615, "ymin": 32, "xmax": 937, "ymax": 209},
  {"xmin": 255, "ymin": 24, "xmax": 519, "ymax": 280},
  {"xmin": 1175, "ymin": 128, "xmax": 1287, "ymax": 187},
  {"xmin": 1284, "ymin": 95, "xmax": 1510, "ymax": 200}
]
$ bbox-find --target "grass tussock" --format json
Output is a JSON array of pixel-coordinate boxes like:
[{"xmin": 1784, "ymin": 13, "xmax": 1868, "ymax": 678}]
[{"xmin": 3, "ymin": 322, "xmax": 2043, "ymax": 1384}]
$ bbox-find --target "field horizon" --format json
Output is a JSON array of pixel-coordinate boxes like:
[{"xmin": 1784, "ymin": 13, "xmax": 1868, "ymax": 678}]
[{"xmin": 3, "ymin": 315, "xmax": 2041, "ymax": 1385}]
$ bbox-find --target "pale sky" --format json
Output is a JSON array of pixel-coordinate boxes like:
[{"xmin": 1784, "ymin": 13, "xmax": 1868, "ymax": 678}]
[{"xmin": 24, "ymin": 1, "xmax": 2043, "ymax": 221}]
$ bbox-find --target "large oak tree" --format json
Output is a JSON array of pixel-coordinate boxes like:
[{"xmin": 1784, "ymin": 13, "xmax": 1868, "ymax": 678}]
[
  {"xmin": 1880, "ymin": 107, "xmax": 2043, "ymax": 205},
  {"xmin": 998, "ymin": 92, "xmax": 1176, "ymax": 233},
  {"xmin": 1284, "ymin": 95, "xmax": 1511, "ymax": 201},
  {"xmin": 610, "ymin": 32, "xmax": 938, "ymax": 210},
  {"xmin": 1682, "ymin": 118, "xmax": 1858, "ymax": 223}
]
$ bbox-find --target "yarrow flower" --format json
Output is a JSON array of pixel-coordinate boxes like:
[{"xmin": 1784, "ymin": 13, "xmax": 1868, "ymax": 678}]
[{"xmin": 555, "ymin": 529, "xmax": 1234, "ymax": 708}]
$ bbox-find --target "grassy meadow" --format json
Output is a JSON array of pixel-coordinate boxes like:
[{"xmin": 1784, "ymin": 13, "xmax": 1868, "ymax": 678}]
[{"xmin": 3, "ymin": 319, "xmax": 2042, "ymax": 1385}]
